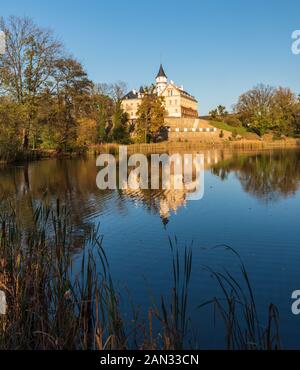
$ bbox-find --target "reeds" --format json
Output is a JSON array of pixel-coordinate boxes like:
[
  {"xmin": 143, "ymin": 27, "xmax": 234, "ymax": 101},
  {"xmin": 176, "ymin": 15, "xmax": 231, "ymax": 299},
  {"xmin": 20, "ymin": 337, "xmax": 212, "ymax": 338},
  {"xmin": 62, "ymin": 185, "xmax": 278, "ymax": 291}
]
[
  {"xmin": 0, "ymin": 200, "xmax": 126, "ymax": 349},
  {"xmin": 199, "ymin": 246, "xmax": 281, "ymax": 350},
  {"xmin": 90, "ymin": 138, "xmax": 300, "ymax": 157},
  {"xmin": 0, "ymin": 203, "xmax": 281, "ymax": 350},
  {"xmin": 150, "ymin": 238, "xmax": 193, "ymax": 350}
]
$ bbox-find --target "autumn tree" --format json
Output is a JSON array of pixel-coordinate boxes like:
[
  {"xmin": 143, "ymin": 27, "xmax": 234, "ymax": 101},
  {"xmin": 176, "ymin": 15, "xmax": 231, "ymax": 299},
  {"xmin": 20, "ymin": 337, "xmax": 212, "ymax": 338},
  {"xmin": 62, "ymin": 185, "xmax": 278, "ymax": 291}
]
[
  {"xmin": 97, "ymin": 99, "xmax": 109, "ymax": 142},
  {"xmin": 136, "ymin": 86, "xmax": 166, "ymax": 143},
  {"xmin": 111, "ymin": 101, "xmax": 130, "ymax": 144},
  {"xmin": 235, "ymin": 84, "xmax": 300, "ymax": 137},
  {"xmin": 91, "ymin": 91, "xmax": 114, "ymax": 143},
  {"xmin": 50, "ymin": 58, "xmax": 93, "ymax": 152},
  {"xmin": 0, "ymin": 15, "xmax": 134, "ymax": 157},
  {"xmin": 93, "ymin": 82, "xmax": 128, "ymax": 142},
  {"xmin": 235, "ymin": 84, "xmax": 276, "ymax": 136},
  {"xmin": 0, "ymin": 16, "xmax": 62, "ymax": 148},
  {"xmin": 77, "ymin": 118, "xmax": 98, "ymax": 147},
  {"xmin": 272, "ymin": 87, "xmax": 299, "ymax": 136},
  {"xmin": 0, "ymin": 98, "xmax": 25, "ymax": 161}
]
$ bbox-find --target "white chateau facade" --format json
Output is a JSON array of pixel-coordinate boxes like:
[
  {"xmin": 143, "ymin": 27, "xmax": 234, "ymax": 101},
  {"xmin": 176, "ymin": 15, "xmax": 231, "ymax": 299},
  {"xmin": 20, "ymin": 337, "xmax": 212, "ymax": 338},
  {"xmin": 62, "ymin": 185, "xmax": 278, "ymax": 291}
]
[{"xmin": 121, "ymin": 65, "xmax": 199, "ymax": 122}]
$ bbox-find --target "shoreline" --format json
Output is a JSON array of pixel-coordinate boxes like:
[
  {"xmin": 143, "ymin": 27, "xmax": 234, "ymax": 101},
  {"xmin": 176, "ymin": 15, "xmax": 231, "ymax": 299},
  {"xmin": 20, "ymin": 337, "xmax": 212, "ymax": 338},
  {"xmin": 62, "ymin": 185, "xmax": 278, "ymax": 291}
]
[
  {"xmin": 91, "ymin": 138, "xmax": 300, "ymax": 155},
  {"xmin": 1, "ymin": 138, "xmax": 300, "ymax": 166}
]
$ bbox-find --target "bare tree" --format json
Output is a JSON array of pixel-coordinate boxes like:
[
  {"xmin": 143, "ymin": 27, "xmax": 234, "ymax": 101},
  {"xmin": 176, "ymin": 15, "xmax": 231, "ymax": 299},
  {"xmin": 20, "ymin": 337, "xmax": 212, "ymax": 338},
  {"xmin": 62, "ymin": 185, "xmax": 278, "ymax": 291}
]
[{"xmin": 94, "ymin": 81, "xmax": 127, "ymax": 102}]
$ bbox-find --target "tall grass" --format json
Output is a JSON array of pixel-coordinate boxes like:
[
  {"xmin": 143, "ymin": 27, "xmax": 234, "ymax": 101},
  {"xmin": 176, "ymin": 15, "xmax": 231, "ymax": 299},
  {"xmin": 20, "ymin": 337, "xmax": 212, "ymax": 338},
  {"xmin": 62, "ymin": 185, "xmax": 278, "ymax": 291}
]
[
  {"xmin": 0, "ymin": 203, "xmax": 281, "ymax": 350},
  {"xmin": 199, "ymin": 246, "xmax": 281, "ymax": 350},
  {"xmin": 151, "ymin": 238, "xmax": 193, "ymax": 350},
  {"xmin": 0, "ymin": 200, "xmax": 126, "ymax": 349}
]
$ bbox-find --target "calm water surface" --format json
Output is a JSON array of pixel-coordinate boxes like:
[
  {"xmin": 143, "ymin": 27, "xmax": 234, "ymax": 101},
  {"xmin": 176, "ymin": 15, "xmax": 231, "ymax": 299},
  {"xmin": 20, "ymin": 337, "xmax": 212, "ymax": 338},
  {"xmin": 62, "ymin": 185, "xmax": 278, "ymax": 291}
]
[{"xmin": 1, "ymin": 148, "xmax": 300, "ymax": 348}]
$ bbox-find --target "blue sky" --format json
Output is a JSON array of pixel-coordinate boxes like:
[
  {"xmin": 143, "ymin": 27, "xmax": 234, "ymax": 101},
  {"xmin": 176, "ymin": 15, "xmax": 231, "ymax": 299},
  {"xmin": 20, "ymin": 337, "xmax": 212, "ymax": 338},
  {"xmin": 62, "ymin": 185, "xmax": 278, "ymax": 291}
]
[{"xmin": 1, "ymin": 0, "xmax": 300, "ymax": 114}]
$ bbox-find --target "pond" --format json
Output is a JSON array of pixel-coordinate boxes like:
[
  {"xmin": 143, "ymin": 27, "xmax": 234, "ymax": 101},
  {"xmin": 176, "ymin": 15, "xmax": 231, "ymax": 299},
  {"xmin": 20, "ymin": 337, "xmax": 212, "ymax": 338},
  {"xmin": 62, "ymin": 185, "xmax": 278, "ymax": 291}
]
[{"xmin": 1, "ymin": 148, "xmax": 300, "ymax": 349}]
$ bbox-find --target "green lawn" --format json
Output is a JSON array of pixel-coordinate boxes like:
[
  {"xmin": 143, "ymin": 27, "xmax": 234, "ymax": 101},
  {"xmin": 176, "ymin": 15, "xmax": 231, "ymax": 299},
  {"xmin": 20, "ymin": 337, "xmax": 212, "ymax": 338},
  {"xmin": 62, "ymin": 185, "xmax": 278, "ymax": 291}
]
[{"xmin": 208, "ymin": 120, "xmax": 249, "ymax": 136}]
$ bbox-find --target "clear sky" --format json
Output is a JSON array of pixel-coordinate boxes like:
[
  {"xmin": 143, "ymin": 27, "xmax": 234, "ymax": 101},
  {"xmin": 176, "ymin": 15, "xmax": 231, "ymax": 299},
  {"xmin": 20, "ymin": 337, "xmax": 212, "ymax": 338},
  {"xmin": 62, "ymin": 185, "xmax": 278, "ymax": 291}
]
[{"xmin": 1, "ymin": 0, "xmax": 300, "ymax": 114}]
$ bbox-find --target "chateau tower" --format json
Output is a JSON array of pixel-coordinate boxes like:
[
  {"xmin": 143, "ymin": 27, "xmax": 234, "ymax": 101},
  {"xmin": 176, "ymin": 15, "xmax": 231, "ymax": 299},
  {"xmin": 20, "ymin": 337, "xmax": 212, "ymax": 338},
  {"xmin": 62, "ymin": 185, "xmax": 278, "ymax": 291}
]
[{"xmin": 155, "ymin": 64, "xmax": 168, "ymax": 95}]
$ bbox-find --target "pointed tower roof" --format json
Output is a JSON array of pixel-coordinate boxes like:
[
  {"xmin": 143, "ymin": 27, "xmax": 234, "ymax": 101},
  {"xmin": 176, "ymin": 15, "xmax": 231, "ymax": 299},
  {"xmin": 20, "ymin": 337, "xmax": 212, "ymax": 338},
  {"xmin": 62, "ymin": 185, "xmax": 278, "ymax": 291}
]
[{"xmin": 156, "ymin": 64, "xmax": 167, "ymax": 79}]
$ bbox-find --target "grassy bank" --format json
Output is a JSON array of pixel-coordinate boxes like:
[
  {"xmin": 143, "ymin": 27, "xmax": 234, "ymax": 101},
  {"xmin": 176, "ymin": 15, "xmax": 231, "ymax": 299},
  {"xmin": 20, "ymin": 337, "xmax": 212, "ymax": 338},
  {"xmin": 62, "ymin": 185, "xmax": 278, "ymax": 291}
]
[
  {"xmin": 1, "ymin": 137, "xmax": 300, "ymax": 165},
  {"xmin": 208, "ymin": 120, "xmax": 254, "ymax": 138},
  {"xmin": 0, "ymin": 138, "xmax": 300, "ymax": 164},
  {"xmin": 0, "ymin": 201, "xmax": 281, "ymax": 350}
]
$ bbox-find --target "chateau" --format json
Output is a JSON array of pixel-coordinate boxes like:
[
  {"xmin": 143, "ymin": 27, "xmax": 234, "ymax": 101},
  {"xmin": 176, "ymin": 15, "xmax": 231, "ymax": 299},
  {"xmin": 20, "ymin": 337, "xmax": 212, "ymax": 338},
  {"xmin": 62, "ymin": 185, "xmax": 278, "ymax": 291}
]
[
  {"xmin": 122, "ymin": 65, "xmax": 224, "ymax": 141},
  {"xmin": 121, "ymin": 65, "xmax": 199, "ymax": 122}
]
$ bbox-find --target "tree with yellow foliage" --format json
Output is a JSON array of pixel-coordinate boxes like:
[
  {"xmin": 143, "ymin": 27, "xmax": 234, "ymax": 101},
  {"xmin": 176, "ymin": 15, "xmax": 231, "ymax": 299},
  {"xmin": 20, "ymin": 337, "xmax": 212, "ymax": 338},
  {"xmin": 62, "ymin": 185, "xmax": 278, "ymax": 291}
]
[{"xmin": 135, "ymin": 86, "xmax": 166, "ymax": 143}]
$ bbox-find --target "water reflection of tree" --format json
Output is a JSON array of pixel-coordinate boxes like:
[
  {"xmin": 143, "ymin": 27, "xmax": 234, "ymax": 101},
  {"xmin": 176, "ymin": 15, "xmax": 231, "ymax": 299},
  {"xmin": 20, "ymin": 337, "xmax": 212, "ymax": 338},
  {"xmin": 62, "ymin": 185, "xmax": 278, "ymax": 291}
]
[
  {"xmin": 0, "ymin": 158, "xmax": 114, "ymax": 243},
  {"xmin": 211, "ymin": 150, "xmax": 300, "ymax": 202}
]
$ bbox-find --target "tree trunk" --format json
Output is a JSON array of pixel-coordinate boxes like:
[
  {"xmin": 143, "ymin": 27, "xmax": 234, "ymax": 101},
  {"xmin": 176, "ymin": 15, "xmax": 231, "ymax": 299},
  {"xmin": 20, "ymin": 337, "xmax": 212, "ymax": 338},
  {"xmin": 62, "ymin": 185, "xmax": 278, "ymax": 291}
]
[{"xmin": 22, "ymin": 129, "xmax": 29, "ymax": 150}]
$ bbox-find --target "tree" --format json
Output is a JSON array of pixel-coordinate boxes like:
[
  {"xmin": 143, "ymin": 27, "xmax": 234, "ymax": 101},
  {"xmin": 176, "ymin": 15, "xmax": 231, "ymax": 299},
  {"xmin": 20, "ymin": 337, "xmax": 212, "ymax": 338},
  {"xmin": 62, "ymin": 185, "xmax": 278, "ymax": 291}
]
[
  {"xmin": 76, "ymin": 118, "xmax": 98, "ymax": 147},
  {"xmin": 94, "ymin": 81, "xmax": 127, "ymax": 103},
  {"xmin": 0, "ymin": 98, "xmax": 25, "ymax": 161},
  {"xmin": 98, "ymin": 103, "xmax": 108, "ymax": 142},
  {"xmin": 293, "ymin": 103, "xmax": 300, "ymax": 136},
  {"xmin": 93, "ymin": 82, "xmax": 128, "ymax": 142},
  {"xmin": 272, "ymin": 87, "xmax": 299, "ymax": 136},
  {"xmin": 209, "ymin": 109, "xmax": 218, "ymax": 120},
  {"xmin": 111, "ymin": 101, "xmax": 130, "ymax": 144},
  {"xmin": 235, "ymin": 84, "xmax": 275, "ymax": 136},
  {"xmin": 92, "ymin": 93, "xmax": 114, "ymax": 143},
  {"xmin": 217, "ymin": 105, "xmax": 228, "ymax": 118},
  {"xmin": 235, "ymin": 84, "xmax": 300, "ymax": 137},
  {"xmin": 49, "ymin": 58, "xmax": 93, "ymax": 151},
  {"xmin": 0, "ymin": 15, "xmax": 135, "ymax": 159},
  {"xmin": 209, "ymin": 105, "xmax": 228, "ymax": 121},
  {"xmin": 136, "ymin": 87, "xmax": 166, "ymax": 143},
  {"xmin": 0, "ymin": 16, "xmax": 62, "ymax": 148}
]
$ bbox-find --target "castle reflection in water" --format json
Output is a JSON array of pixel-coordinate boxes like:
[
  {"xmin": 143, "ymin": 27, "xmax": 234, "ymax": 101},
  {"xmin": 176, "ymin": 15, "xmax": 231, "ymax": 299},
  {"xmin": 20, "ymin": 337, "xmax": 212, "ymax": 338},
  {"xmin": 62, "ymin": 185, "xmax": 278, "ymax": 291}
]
[{"xmin": 121, "ymin": 150, "xmax": 221, "ymax": 223}]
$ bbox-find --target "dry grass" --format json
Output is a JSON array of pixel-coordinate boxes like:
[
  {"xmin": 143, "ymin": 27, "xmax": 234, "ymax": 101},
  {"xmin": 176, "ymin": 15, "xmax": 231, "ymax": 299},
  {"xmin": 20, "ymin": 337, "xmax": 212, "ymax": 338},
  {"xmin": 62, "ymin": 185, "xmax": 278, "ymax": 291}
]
[{"xmin": 90, "ymin": 138, "xmax": 300, "ymax": 156}]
